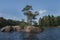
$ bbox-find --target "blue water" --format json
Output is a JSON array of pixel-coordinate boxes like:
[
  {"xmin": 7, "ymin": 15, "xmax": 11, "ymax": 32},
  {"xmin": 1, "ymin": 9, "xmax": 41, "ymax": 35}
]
[{"xmin": 0, "ymin": 27, "xmax": 60, "ymax": 40}]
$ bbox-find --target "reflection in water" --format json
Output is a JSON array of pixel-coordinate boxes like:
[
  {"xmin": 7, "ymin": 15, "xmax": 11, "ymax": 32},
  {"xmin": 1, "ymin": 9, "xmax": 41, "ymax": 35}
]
[
  {"xmin": 22, "ymin": 32, "xmax": 39, "ymax": 40},
  {"xmin": 1, "ymin": 28, "xmax": 60, "ymax": 40}
]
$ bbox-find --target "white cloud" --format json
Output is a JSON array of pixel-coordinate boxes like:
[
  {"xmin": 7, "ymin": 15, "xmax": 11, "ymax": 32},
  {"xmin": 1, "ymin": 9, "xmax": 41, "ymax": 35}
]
[{"xmin": 38, "ymin": 10, "xmax": 47, "ymax": 14}]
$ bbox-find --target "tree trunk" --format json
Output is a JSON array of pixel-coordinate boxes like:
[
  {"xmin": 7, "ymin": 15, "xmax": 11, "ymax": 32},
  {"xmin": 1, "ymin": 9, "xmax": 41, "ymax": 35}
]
[{"xmin": 27, "ymin": 16, "xmax": 32, "ymax": 26}]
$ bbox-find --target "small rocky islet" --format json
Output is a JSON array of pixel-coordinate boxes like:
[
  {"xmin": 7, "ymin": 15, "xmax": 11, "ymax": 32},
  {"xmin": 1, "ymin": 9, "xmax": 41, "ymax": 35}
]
[{"xmin": 0, "ymin": 26, "xmax": 43, "ymax": 33}]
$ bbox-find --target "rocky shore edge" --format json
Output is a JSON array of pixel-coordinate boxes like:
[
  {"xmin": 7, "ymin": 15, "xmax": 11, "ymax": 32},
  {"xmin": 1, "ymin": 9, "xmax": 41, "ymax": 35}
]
[{"xmin": 0, "ymin": 26, "xmax": 44, "ymax": 33}]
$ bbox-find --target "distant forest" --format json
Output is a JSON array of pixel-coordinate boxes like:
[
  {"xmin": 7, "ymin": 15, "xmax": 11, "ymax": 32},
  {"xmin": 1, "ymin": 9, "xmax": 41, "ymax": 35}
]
[
  {"xmin": 0, "ymin": 15, "xmax": 60, "ymax": 28},
  {"xmin": 0, "ymin": 17, "xmax": 21, "ymax": 28},
  {"xmin": 39, "ymin": 15, "xmax": 60, "ymax": 27},
  {"xmin": 0, "ymin": 17, "xmax": 27, "ymax": 29}
]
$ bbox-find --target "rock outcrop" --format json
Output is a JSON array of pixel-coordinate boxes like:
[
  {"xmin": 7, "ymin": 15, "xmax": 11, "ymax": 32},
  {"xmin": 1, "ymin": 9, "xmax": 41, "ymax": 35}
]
[
  {"xmin": 0, "ymin": 26, "xmax": 11, "ymax": 32},
  {"xmin": 24, "ymin": 26, "xmax": 33, "ymax": 32},
  {"xmin": 24, "ymin": 26, "xmax": 42, "ymax": 33},
  {"xmin": 0, "ymin": 26, "xmax": 43, "ymax": 32},
  {"xmin": 0, "ymin": 26, "xmax": 21, "ymax": 32},
  {"xmin": 12, "ymin": 26, "xmax": 21, "ymax": 32}
]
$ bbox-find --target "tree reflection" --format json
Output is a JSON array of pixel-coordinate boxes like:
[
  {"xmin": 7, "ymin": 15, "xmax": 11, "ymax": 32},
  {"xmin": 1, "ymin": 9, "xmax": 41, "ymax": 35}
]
[{"xmin": 23, "ymin": 32, "xmax": 39, "ymax": 40}]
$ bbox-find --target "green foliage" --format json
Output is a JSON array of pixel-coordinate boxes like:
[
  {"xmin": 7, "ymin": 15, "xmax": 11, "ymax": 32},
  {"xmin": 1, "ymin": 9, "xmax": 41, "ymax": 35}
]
[
  {"xmin": 22, "ymin": 5, "xmax": 33, "ymax": 11},
  {"xmin": 0, "ymin": 17, "xmax": 7, "ymax": 28},
  {"xmin": 22, "ymin": 5, "xmax": 39, "ymax": 25},
  {"xmin": 39, "ymin": 15, "xmax": 60, "ymax": 27},
  {"xmin": 33, "ymin": 21, "xmax": 38, "ymax": 27},
  {"xmin": 56, "ymin": 16, "xmax": 60, "ymax": 26},
  {"xmin": 0, "ymin": 17, "xmax": 21, "ymax": 28},
  {"xmin": 20, "ymin": 19, "xmax": 27, "ymax": 29}
]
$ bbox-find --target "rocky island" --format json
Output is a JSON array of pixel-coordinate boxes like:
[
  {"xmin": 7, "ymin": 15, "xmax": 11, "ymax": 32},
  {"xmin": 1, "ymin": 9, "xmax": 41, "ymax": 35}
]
[{"xmin": 0, "ymin": 25, "xmax": 43, "ymax": 33}]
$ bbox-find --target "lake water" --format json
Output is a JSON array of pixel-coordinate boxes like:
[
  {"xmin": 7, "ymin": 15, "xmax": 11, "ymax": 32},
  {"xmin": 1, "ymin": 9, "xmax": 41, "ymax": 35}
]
[{"xmin": 0, "ymin": 27, "xmax": 60, "ymax": 40}]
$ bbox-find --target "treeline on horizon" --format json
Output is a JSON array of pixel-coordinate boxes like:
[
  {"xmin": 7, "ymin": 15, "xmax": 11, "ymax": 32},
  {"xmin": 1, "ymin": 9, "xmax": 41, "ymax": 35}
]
[
  {"xmin": 39, "ymin": 15, "xmax": 60, "ymax": 27},
  {"xmin": 0, "ymin": 15, "xmax": 60, "ymax": 28},
  {"xmin": 0, "ymin": 17, "xmax": 27, "ymax": 29},
  {"xmin": 0, "ymin": 17, "xmax": 21, "ymax": 28}
]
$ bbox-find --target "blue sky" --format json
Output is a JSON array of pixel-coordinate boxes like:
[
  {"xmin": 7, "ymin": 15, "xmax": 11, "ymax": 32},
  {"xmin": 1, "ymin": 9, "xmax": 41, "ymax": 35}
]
[{"xmin": 0, "ymin": 0, "xmax": 60, "ymax": 21}]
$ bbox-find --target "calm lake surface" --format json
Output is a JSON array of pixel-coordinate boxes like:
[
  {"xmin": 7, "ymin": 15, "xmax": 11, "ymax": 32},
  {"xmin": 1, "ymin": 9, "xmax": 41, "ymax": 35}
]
[{"xmin": 0, "ymin": 27, "xmax": 60, "ymax": 40}]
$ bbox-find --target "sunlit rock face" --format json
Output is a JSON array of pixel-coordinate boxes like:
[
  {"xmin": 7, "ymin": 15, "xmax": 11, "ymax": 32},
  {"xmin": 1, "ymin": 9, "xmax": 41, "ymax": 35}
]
[
  {"xmin": 0, "ymin": 26, "xmax": 21, "ymax": 32},
  {"xmin": 12, "ymin": 26, "xmax": 21, "ymax": 32},
  {"xmin": 0, "ymin": 26, "xmax": 11, "ymax": 32},
  {"xmin": 24, "ymin": 26, "xmax": 33, "ymax": 32},
  {"xmin": 0, "ymin": 26, "xmax": 42, "ymax": 32},
  {"xmin": 24, "ymin": 26, "xmax": 42, "ymax": 33}
]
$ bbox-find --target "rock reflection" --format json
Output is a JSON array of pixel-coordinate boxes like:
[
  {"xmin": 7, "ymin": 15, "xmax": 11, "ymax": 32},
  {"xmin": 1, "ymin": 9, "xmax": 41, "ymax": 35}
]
[{"xmin": 23, "ymin": 32, "xmax": 39, "ymax": 40}]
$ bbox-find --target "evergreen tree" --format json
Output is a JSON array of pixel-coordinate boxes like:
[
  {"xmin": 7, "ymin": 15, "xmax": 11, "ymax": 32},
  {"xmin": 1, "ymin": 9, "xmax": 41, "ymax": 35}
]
[{"xmin": 22, "ymin": 5, "xmax": 39, "ymax": 26}]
